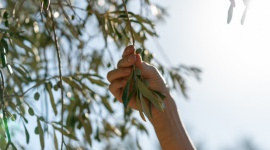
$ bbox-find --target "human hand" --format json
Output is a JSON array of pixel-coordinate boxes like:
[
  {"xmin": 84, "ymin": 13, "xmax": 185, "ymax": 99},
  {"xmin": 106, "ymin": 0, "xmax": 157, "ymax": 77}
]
[{"xmin": 107, "ymin": 45, "xmax": 169, "ymax": 117}]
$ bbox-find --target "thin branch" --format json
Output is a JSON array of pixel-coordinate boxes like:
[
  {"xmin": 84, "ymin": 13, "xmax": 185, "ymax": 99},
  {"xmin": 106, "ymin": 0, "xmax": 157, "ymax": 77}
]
[
  {"xmin": 13, "ymin": 76, "xmax": 59, "ymax": 97},
  {"xmin": 121, "ymin": 0, "xmax": 135, "ymax": 46},
  {"xmin": 105, "ymin": 47, "xmax": 116, "ymax": 69},
  {"xmin": 49, "ymin": 7, "xmax": 65, "ymax": 150}
]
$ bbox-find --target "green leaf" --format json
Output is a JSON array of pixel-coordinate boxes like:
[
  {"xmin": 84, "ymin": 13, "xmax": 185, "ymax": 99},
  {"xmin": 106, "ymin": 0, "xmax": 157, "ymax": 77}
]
[
  {"xmin": 81, "ymin": 119, "xmax": 92, "ymax": 146},
  {"xmin": 136, "ymin": 91, "xmax": 146, "ymax": 122},
  {"xmin": 1, "ymin": 53, "xmax": 7, "ymax": 67},
  {"xmin": 10, "ymin": 37, "xmax": 33, "ymax": 54},
  {"xmin": 175, "ymin": 75, "xmax": 188, "ymax": 98},
  {"xmin": 136, "ymin": 48, "xmax": 143, "ymax": 54},
  {"xmin": 37, "ymin": 118, "xmax": 44, "ymax": 149},
  {"xmin": 7, "ymin": 64, "xmax": 13, "ymax": 74},
  {"xmin": 53, "ymin": 130, "xmax": 58, "ymax": 150},
  {"xmin": 152, "ymin": 90, "xmax": 166, "ymax": 100},
  {"xmin": 87, "ymin": 77, "xmax": 108, "ymax": 87},
  {"xmin": 126, "ymin": 89, "xmax": 135, "ymax": 107},
  {"xmin": 62, "ymin": 77, "xmax": 82, "ymax": 90},
  {"xmin": 139, "ymin": 93, "xmax": 152, "ymax": 118},
  {"xmin": 45, "ymin": 82, "xmax": 58, "ymax": 115},
  {"xmin": 5, "ymin": 110, "xmax": 15, "ymax": 121},
  {"xmin": 28, "ymin": 107, "xmax": 34, "ymax": 116},
  {"xmin": 101, "ymin": 96, "xmax": 113, "ymax": 113},
  {"xmin": 34, "ymin": 92, "xmax": 40, "ymax": 101},
  {"xmin": 53, "ymin": 125, "xmax": 78, "ymax": 140},
  {"xmin": 136, "ymin": 76, "xmax": 163, "ymax": 111},
  {"xmin": 34, "ymin": 127, "xmax": 39, "ymax": 134},
  {"xmin": 43, "ymin": 0, "xmax": 50, "ymax": 10},
  {"xmin": 12, "ymin": 64, "xmax": 32, "ymax": 81},
  {"xmin": 0, "ymin": 39, "xmax": 9, "ymax": 54},
  {"xmin": 23, "ymin": 123, "xmax": 30, "ymax": 144},
  {"xmin": 122, "ymin": 72, "xmax": 133, "ymax": 108},
  {"xmin": 39, "ymin": 116, "xmax": 45, "ymax": 121},
  {"xmin": 135, "ymin": 68, "xmax": 141, "ymax": 75}
]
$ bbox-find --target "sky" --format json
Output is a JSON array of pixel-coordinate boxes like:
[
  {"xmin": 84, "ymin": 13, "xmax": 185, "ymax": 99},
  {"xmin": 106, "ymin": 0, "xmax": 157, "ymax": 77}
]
[{"xmin": 140, "ymin": 0, "xmax": 270, "ymax": 149}]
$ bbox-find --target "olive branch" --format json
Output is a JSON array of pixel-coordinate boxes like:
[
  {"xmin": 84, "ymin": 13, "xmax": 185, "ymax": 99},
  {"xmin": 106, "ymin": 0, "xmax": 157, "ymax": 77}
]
[{"xmin": 121, "ymin": 0, "xmax": 165, "ymax": 121}]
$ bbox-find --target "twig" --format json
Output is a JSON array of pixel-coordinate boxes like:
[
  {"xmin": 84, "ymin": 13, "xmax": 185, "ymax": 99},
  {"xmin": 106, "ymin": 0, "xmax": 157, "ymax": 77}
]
[
  {"xmin": 49, "ymin": 7, "xmax": 65, "ymax": 150},
  {"xmin": 121, "ymin": 0, "xmax": 135, "ymax": 46},
  {"xmin": 13, "ymin": 76, "xmax": 59, "ymax": 97}
]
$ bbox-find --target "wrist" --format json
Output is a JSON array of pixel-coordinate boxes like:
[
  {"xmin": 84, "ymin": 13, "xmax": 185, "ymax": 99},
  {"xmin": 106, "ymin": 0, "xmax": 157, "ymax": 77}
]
[
  {"xmin": 149, "ymin": 94, "xmax": 196, "ymax": 150},
  {"xmin": 150, "ymin": 92, "xmax": 175, "ymax": 127}
]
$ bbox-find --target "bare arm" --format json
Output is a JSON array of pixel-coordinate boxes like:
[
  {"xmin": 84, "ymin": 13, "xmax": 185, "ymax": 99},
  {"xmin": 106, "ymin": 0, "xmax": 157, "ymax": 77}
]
[
  {"xmin": 150, "ymin": 93, "xmax": 196, "ymax": 150},
  {"xmin": 107, "ymin": 45, "xmax": 196, "ymax": 150}
]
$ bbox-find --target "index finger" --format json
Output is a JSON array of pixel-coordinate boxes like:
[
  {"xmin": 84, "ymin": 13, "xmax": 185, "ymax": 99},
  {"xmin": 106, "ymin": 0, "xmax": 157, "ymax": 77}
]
[{"xmin": 122, "ymin": 45, "xmax": 135, "ymax": 58}]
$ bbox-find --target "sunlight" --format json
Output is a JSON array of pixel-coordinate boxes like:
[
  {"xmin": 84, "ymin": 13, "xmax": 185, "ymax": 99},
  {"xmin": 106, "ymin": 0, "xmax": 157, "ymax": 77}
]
[{"xmin": 246, "ymin": 1, "xmax": 270, "ymax": 25}]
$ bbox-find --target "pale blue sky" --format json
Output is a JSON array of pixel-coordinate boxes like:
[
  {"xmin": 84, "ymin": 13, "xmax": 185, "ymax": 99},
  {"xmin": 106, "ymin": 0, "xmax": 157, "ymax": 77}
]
[{"xmin": 142, "ymin": 0, "xmax": 270, "ymax": 149}]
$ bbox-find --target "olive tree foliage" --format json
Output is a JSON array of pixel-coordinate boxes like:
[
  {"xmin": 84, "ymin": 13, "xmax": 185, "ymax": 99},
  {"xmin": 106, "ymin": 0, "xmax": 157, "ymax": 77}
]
[
  {"xmin": 227, "ymin": 0, "xmax": 249, "ymax": 24},
  {"xmin": 0, "ymin": 0, "xmax": 200, "ymax": 149}
]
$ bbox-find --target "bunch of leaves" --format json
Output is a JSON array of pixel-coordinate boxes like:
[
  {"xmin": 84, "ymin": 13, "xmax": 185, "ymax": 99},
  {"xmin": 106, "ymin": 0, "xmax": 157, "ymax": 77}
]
[{"xmin": 122, "ymin": 49, "xmax": 165, "ymax": 121}]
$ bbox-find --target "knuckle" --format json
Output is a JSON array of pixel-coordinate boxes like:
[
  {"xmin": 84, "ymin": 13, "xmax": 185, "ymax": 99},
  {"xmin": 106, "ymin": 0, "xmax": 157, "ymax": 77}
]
[
  {"xmin": 107, "ymin": 71, "xmax": 113, "ymax": 82},
  {"xmin": 108, "ymin": 84, "xmax": 113, "ymax": 92}
]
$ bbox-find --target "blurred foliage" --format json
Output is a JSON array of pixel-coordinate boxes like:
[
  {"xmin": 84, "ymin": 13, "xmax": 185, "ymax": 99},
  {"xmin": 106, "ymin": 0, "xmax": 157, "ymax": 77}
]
[
  {"xmin": 227, "ymin": 0, "xmax": 249, "ymax": 25},
  {"xmin": 0, "ymin": 0, "xmax": 200, "ymax": 149}
]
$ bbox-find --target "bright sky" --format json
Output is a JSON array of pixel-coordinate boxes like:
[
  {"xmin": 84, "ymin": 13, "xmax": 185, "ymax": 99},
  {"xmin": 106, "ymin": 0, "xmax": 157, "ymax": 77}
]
[{"xmin": 142, "ymin": 0, "xmax": 270, "ymax": 149}]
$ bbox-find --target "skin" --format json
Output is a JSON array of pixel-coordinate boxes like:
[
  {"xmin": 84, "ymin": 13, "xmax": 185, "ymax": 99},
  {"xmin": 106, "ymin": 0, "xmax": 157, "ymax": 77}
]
[{"xmin": 107, "ymin": 45, "xmax": 196, "ymax": 150}]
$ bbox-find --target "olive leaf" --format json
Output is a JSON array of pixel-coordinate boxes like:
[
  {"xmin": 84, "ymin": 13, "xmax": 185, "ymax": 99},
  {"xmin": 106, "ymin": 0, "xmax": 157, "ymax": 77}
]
[
  {"xmin": 45, "ymin": 82, "xmax": 57, "ymax": 115},
  {"xmin": 121, "ymin": 57, "xmax": 165, "ymax": 121},
  {"xmin": 139, "ymin": 92, "xmax": 152, "ymax": 118},
  {"xmin": 136, "ymin": 90, "xmax": 146, "ymax": 121},
  {"xmin": 53, "ymin": 130, "xmax": 58, "ymax": 150},
  {"xmin": 122, "ymin": 70, "xmax": 134, "ymax": 108},
  {"xmin": 136, "ymin": 76, "xmax": 164, "ymax": 111},
  {"xmin": 37, "ymin": 118, "xmax": 44, "ymax": 149},
  {"xmin": 23, "ymin": 123, "xmax": 30, "ymax": 144}
]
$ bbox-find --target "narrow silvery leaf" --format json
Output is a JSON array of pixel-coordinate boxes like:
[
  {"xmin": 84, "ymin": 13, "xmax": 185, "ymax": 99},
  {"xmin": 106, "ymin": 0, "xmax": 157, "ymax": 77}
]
[
  {"xmin": 122, "ymin": 76, "xmax": 132, "ymax": 108},
  {"xmin": 23, "ymin": 123, "xmax": 30, "ymax": 144},
  {"xmin": 227, "ymin": 4, "xmax": 234, "ymax": 24},
  {"xmin": 136, "ymin": 76, "xmax": 163, "ymax": 111},
  {"xmin": 241, "ymin": 7, "xmax": 248, "ymax": 25},
  {"xmin": 139, "ymin": 93, "xmax": 152, "ymax": 118},
  {"xmin": 136, "ymin": 91, "xmax": 146, "ymax": 121},
  {"xmin": 37, "ymin": 118, "xmax": 44, "ymax": 149}
]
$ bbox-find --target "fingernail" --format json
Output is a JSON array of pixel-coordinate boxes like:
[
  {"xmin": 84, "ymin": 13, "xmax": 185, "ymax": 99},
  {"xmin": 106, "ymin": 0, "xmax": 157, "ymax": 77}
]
[{"xmin": 128, "ymin": 55, "xmax": 136, "ymax": 62}]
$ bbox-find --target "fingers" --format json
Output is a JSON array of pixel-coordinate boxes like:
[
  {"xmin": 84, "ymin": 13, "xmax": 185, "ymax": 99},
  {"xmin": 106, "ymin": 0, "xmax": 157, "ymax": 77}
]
[
  {"xmin": 117, "ymin": 54, "xmax": 137, "ymax": 68},
  {"xmin": 108, "ymin": 79, "xmax": 127, "ymax": 99},
  {"xmin": 107, "ymin": 67, "xmax": 132, "ymax": 83},
  {"xmin": 122, "ymin": 45, "xmax": 135, "ymax": 58}
]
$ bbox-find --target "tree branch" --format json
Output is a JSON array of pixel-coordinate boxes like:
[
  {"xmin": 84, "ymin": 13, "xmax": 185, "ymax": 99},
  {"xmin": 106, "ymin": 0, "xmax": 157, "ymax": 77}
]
[
  {"xmin": 121, "ymin": 0, "xmax": 135, "ymax": 46},
  {"xmin": 49, "ymin": 7, "xmax": 65, "ymax": 150}
]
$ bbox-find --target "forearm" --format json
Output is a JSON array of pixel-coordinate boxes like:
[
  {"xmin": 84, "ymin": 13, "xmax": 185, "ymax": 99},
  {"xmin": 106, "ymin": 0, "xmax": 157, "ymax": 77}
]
[{"xmin": 150, "ymin": 94, "xmax": 196, "ymax": 150}]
